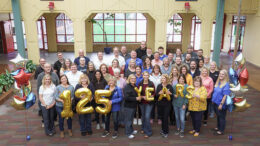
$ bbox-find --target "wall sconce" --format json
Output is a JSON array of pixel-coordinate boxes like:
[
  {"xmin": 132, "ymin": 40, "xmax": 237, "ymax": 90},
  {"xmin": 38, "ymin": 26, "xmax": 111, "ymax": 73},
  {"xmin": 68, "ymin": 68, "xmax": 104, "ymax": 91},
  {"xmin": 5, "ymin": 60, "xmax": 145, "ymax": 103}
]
[
  {"xmin": 185, "ymin": 2, "xmax": 190, "ymax": 13},
  {"xmin": 48, "ymin": 2, "xmax": 55, "ymax": 12}
]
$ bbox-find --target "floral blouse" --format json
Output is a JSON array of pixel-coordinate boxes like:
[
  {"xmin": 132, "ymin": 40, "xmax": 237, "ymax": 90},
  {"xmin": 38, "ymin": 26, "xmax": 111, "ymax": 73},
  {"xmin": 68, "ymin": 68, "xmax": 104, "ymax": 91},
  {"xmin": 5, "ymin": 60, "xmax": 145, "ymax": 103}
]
[{"xmin": 188, "ymin": 86, "xmax": 207, "ymax": 111}]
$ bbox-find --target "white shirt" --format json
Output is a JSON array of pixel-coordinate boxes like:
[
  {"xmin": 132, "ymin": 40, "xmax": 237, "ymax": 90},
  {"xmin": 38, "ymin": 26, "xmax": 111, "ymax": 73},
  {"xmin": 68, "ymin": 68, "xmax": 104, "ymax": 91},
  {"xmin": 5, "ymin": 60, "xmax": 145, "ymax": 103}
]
[
  {"xmin": 39, "ymin": 84, "xmax": 56, "ymax": 106},
  {"xmin": 94, "ymin": 57, "xmax": 107, "ymax": 70},
  {"xmin": 109, "ymin": 55, "xmax": 125, "ymax": 67},
  {"xmin": 149, "ymin": 73, "xmax": 162, "ymax": 90},
  {"xmin": 66, "ymin": 71, "xmax": 83, "ymax": 88}
]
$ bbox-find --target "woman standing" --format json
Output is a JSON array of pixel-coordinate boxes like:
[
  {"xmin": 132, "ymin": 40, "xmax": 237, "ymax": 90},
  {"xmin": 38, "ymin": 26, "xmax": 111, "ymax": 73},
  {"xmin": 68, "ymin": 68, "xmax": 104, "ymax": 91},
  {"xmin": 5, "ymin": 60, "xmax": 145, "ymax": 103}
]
[
  {"xmin": 212, "ymin": 69, "xmax": 231, "ymax": 135},
  {"xmin": 156, "ymin": 74, "xmax": 173, "ymax": 138},
  {"xmin": 172, "ymin": 74, "xmax": 188, "ymax": 138},
  {"xmin": 86, "ymin": 61, "xmax": 96, "ymax": 81},
  {"xmin": 74, "ymin": 74, "xmax": 95, "ymax": 136},
  {"xmin": 198, "ymin": 59, "xmax": 204, "ymax": 72},
  {"xmin": 100, "ymin": 63, "xmax": 112, "ymax": 82},
  {"xmin": 92, "ymin": 70, "xmax": 107, "ymax": 129},
  {"xmin": 108, "ymin": 59, "xmax": 124, "ymax": 77},
  {"xmin": 170, "ymin": 66, "xmax": 179, "ymax": 87},
  {"xmin": 39, "ymin": 74, "xmax": 56, "ymax": 136},
  {"xmin": 142, "ymin": 57, "xmax": 152, "ymax": 74},
  {"xmin": 124, "ymin": 74, "xmax": 142, "ymax": 139},
  {"xmin": 200, "ymin": 67, "xmax": 214, "ymax": 126},
  {"xmin": 138, "ymin": 71, "xmax": 155, "ymax": 138},
  {"xmin": 149, "ymin": 64, "xmax": 162, "ymax": 124},
  {"xmin": 188, "ymin": 76, "xmax": 207, "ymax": 136},
  {"xmin": 125, "ymin": 59, "xmax": 136, "ymax": 79},
  {"xmin": 180, "ymin": 65, "xmax": 193, "ymax": 85},
  {"xmin": 60, "ymin": 59, "xmax": 72, "ymax": 76},
  {"xmin": 55, "ymin": 75, "xmax": 74, "ymax": 138},
  {"xmin": 101, "ymin": 77, "xmax": 123, "ymax": 139}
]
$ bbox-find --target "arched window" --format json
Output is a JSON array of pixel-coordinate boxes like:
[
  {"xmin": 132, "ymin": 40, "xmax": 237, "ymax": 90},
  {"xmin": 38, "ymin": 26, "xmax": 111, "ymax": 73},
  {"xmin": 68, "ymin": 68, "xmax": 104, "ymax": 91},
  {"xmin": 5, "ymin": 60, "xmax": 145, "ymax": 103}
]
[
  {"xmin": 37, "ymin": 16, "xmax": 47, "ymax": 50},
  {"xmin": 167, "ymin": 14, "xmax": 183, "ymax": 43},
  {"xmin": 56, "ymin": 13, "xmax": 74, "ymax": 43},
  {"xmin": 92, "ymin": 13, "xmax": 147, "ymax": 43},
  {"xmin": 190, "ymin": 15, "xmax": 201, "ymax": 50}
]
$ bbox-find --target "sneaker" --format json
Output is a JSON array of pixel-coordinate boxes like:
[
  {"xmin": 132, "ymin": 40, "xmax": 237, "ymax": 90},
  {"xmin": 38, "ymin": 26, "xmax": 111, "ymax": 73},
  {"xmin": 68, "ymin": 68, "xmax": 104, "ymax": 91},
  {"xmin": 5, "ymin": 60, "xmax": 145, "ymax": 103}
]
[
  {"xmin": 112, "ymin": 132, "xmax": 118, "ymax": 139},
  {"xmin": 81, "ymin": 132, "xmax": 87, "ymax": 136},
  {"xmin": 132, "ymin": 130, "xmax": 138, "ymax": 135},
  {"xmin": 41, "ymin": 123, "xmax": 44, "ymax": 128},
  {"xmin": 160, "ymin": 130, "xmax": 164, "ymax": 135},
  {"xmin": 133, "ymin": 118, "xmax": 137, "ymax": 125},
  {"xmin": 203, "ymin": 121, "xmax": 207, "ymax": 126},
  {"xmin": 101, "ymin": 131, "xmax": 110, "ymax": 137},
  {"xmin": 175, "ymin": 129, "xmax": 180, "ymax": 135},
  {"xmin": 101, "ymin": 123, "xmax": 105, "ymax": 129},
  {"xmin": 138, "ymin": 119, "xmax": 142, "ymax": 125},
  {"xmin": 150, "ymin": 119, "xmax": 153, "ymax": 124},
  {"xmin": 158, "ymin": 119, "xmax": 162, "ymax": 125},
  {"xmin": 96, "ymin": 124, "xmax": 100, "ymax": 130},
  {"xmin": 128, "ymin": 134, "xmax": 135, "ymax": 139},
  {"xmin": 48, "ymin": 133, "xmax": 54, "ymax": 137},
  {"xmin": 180, "ymin": 131, "xmax": 184, "ymax": 138},
  {"xmin": 162, "ymin": 133, "xmax": 168, "ymax": 138}
]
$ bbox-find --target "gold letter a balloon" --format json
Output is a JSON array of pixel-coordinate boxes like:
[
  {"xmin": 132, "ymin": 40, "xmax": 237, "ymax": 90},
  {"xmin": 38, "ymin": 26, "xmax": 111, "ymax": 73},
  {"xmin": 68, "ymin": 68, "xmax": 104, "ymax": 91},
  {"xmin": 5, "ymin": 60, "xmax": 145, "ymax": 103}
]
[
  {"xmin": 75, "ymin": 88, "xmax": 94, "ymax": 114},
  {"xmin": 60, "ymin": 90, "xmax": 73, "ymax": 119},
  {"xmin": 95, "ymin": 90, "xmax": 112, "ymax": 115},
  {"xmin": 158, "ymin": 87, "xmax": 171, "ymax": 101}
]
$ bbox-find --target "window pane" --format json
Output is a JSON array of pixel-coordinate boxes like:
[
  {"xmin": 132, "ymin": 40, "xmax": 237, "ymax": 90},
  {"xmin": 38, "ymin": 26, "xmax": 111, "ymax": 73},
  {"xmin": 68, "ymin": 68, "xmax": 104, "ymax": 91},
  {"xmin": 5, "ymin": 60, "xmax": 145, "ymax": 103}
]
[
  {"xmin": 24, "ymin": 35, "xmax": 27, "ymax": 48},
  {"xmin": 93, "ymin": 20, "xmax": 104, "ymax": 34},
  {"xmin": 167, "ymin": 35, "xmax": 173, "ymax": 42},
  {"xmin": 44, "ymin": 35, "xmax": 48, "ymax": 43},
  {"xmin": 66, "ymin": 35, "xmax": 74, "ymax": 42},
  {"xmin": 57, "ymin": 13, "xmax": 65, "ymax": 19},
  {"xmin": 13, "ymin": 36, "xmax": 16, "ymax": 42},
  {"xmin": 56, "ymin": 20, "xmax": 65, "ymax": 34},
  {"xmin": 38, "ymin": 34, "xmax": 43, "ymax": 48},
  {"xmin": 126, "ymin": 35, "xmax": 135, "ymax": 42},
  {"xmin": 167, "ymin": 23, "xmax": 173, "ymax": 34},
  {"xmin": 174, "ymin": 20, "xmax": 182, "ymax": 34},
  {"xmin": 106, "ymin": 35, "xmax": 114, "ymax": 42},
  {"xmin": 104, "ymin": 20, "xmax": 114, "ymax": 34},
  {"xmin": 45, "ymin": 43, "xmax": 48, "ymax": 50},
  {"xmin": 22, "ymin": 22, "xmax": 25, "ymax": 34},
  {"xmin": 115, "ymin": 13, "xmax": 125, "ymax": 19},
  {"xmin": 57, "ymin": 35, "xmax": 65, "ymax": 42},
  {"xmin": 14, "ymin": 43, "xmax": 17, "ymax": 50},
  {"xmin": 104, "ymin": 13, "xmax": 114, "ymax": 19},
  {"xmin": 94, "ymin": 13, "xmax": 103, "ymax": 19},
  {"xmin": 137, "ymin": 35, "xmax": 146, "ymax": 42},
  {"xmin": 37, "ymin": 22, "xmax": 42, "ymax": 34},
  {"xmin": 115, "ymin": 35, "xmax": 125, "ymax": 42},
  {"xmin": 126, "ymin": 13, "xmax": 136, "ymax": 19},
  {"xmin": 115, "ymin": 20, "xmax": 125, "ymax": 34},
  {"xmin": 65, "ymin": 20, "xmax": 74, "ymax": 34},
  {"xmin": 137, "ymin": 13, "xmax": 146, "ymax": 19},
  {"xmin": 126, "ymin": 20, "xmax": 135, "ymax": 34},
  {"xmin": 94, "ymin": 35, "xmax": 104, "ymax": 42},
  {"xmin": 137, "ymin": 20, "xmax": 146, "ymax": 34},
  {"xmin": 173, "ymin": 35, "xmax": 181, "ymax": 42},
  {"xmin": 43, "ymin": 20, "xmax": 47, "ymax": 34}
]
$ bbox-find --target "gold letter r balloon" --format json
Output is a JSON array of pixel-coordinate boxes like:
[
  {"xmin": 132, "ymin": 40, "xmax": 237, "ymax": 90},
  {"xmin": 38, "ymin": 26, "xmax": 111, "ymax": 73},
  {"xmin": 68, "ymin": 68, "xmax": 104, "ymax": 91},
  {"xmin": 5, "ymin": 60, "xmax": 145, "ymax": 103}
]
[
  {"xmin": 59, "ymin": 90, "xmax": 73, "ymax": 119},
  {"xmin": 75, "ymin": 88, "xmax": 94, "ymax": 114},
  {"xmin": 176, "ymin": 84, "xmax": 184, "ymax": 97},
  {"xmin": 95, "ymin": 90, "xmax": 112, "ymax": 115}
]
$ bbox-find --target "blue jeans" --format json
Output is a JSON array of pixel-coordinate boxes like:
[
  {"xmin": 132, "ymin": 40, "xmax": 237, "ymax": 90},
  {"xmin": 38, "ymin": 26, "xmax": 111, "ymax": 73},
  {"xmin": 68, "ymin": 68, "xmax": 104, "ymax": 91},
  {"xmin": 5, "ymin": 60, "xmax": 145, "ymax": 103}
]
[
  {"xmin": 56, "ymin": 106, "xmax": 72, "ymax": 131},
  {"xmin": 140, "ymin": 103, "xmax": 153, "ymax": 136},
  {"xmin": 79, "ymin": 114, "xmax": 92, "ymax": 133},
  {"xmin": 174, "ymin": 106, "xmax": 186, "ymax": 132},
  {"xmin": 105, "ymin": 111, "xmax": 119, "ymax": 132},
  {"xmin": 41, "ymin": 105, "xmax": 55, "ymax": 135},
  {"xmin": 118, "ymin": 99, "xmax": 125, "ymax": 125},
  {"xmin": 213, "ymin": 103, "xmax": 227, "ymax": 132},
  {"xmin": 124, "ymin": 107, "xmax": 136, "ymax": 136}
]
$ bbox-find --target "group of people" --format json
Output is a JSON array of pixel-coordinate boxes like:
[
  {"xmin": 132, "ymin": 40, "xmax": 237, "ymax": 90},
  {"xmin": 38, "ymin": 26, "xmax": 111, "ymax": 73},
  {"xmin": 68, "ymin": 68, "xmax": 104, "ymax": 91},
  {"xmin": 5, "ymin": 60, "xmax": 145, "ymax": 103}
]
[{"xmin": 35, "ymin": 42, "xmax": 231, "ymax": 139}]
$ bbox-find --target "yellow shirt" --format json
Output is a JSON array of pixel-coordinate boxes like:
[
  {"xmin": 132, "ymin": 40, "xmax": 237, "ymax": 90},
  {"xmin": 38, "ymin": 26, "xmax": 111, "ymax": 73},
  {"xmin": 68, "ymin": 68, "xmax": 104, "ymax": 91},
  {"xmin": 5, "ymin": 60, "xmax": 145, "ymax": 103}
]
[
  {"xmin": 188, "ymin": 86, "xmax": 207, "ymax": 111},
  {"xmin": 186, "ymin": 74, "xmax": 193, "ymax": 86}
]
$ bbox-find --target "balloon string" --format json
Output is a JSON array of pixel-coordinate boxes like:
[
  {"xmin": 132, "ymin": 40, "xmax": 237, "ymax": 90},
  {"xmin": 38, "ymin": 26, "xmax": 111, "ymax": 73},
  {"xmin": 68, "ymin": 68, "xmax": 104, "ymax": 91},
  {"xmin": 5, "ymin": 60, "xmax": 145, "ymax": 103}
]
[
  {"xmin": 25, "ymin": 110, "xmax": 28, "ymax": 137},
  {"xmin": 230, "ymin": 111, "xmax": 234, "ymax": 135}
]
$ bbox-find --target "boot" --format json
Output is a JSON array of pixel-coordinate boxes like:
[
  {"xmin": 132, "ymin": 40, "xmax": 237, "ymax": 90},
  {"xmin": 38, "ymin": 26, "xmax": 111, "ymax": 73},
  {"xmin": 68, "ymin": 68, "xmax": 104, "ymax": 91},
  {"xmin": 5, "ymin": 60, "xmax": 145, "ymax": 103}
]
[
  {"xmin": 68, "ymin": 129, "xmax": 73, "ymax": 137},
  {"xmin": 60, "ymin": 131, "xmax": 64, "ymax": 138}
]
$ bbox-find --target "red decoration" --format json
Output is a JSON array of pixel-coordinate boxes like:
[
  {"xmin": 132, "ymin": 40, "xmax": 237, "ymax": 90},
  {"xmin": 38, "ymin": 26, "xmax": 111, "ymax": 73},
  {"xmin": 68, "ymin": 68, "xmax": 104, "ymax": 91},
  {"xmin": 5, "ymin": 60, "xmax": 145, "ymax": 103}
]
[
  {"xmin": 13, "ymin": 69, "xmax": 31, "ymax": 88},
  {"xmin": 239, "ymin": 68, "xmax": 249, "ymax": 86},
  {"xmin": 185, "ymin": 2, "xmax": 190, "ymax": 11},
  {"xmin": 233, "ymin": 97, "xmax": 244, "ymax": 103},
  {"xmin": 48, "ymin": 2, "xmax": 54, "ymax": 11},
  {"xmin": 14, "ymin": 95, "xmax": 26, "ymax": 101}
]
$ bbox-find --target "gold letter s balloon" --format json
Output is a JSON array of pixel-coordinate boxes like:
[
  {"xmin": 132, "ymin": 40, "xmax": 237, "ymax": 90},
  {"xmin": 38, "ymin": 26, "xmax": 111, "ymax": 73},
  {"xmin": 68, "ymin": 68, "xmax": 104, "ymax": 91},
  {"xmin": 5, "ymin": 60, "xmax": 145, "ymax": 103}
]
[
  {"xmin": 75, "ymin": 88, "xmax": 94, "ymax": 114},
  {"xmin": 145, "ymin": 87, "xmax": 154, "ymax": 101},
  {"xmin": 186, "ymin": 85, "xmax": 195, "ymax": 99},
  {"xmin": 59, "ymin": 90, "xmax": 73, "ymax": 119},
  {"xmin": 176, "ymin": 84, "xmax": 184, "ymax": 97},
  {"xmin": 95, "ymin": 90, "xmax": 112, "ymax": 115},
  {"xmin": 135, "ymin": 86, "xmax": 142, "ymax": 97},
  {"xmin": 158, "ymin": 87, "xmax": 171, "ymax": 101}
]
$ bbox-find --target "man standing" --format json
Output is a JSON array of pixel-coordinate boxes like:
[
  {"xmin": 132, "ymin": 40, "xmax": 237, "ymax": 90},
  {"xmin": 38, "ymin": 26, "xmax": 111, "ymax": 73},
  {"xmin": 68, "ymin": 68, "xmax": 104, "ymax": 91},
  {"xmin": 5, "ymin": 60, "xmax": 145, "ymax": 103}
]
[
  {"xmin": 34, "ymin": 58, "xmax": 46, "ymax": 79},
  {"xmin": 189, "ymin": 60, "xmax": 201, "ymax": 79},
  {"xmin": 172, "ymin": 56, "xmax": 183, "ymax": 71},
  {"xmin": 151, "ymin": 52, "xmax": 163, "ymax": 66},
  {"xmin": 141, "ymin": 48, "xmax": 154, "ymax": 62},
  {"xmin": 184, "ymin": 53, "xmax": 192, "ymax": 68},
  {"xmin": 135, "ymin": 41, "xmax": 147, "ymax": 59},
  {"xmin": 125, "ymin": 50, "xmax": 143, "ymax": 71},
  {"xmin": 74, "ymin": 49, "xmax": 90, "ymax": 66},
  {"xmin": 160, "ymin": 57, "xmax": 172, "ymax": 75},
  {"xmin": 183, "ymin": 45, "xmax": 197, "ymax": 60},
  {"xmin": 66, "ymin": 63, "xmax": 83, "ymax": 88},
  {"xmin": 110, "ymin": 47, "xmax": 126, "ymax": 71},
  {"xmin": 94, "ymin": 52, "xmax": 107, "ymax": 70},
  {"xmin": 120, "ymin": 46, "xmax": 131, "ymax": 61},
  {"xmin": 158, "ymin": 46, "xmax": 167, "ymax": 60},
  {"xmin": 167, "ymin": 52, "xmax": 174, "ymax": 65},
  {"xmin": 53, "ymin": 52, "xmax": 64, "ymax": 78},
  {"xmin": 196, "ymin": 49, "xmax": 204, "ymax": 62}
]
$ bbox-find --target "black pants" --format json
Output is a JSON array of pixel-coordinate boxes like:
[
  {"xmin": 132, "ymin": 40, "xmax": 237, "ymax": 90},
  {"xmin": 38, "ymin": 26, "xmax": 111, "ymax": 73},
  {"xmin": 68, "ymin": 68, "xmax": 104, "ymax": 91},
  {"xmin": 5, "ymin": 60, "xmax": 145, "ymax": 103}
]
[
  {"xmin": 213, "ymin": 103, "xmax": 227, "ymax": 132},
  {"xmin": 151, "ymin": 101, "xmax": 162, "ymax": 120},
  {"xmin": 203, "ymin": 98, "xmax": 211, "ymax": 121},
  {"xmin": 134, "ymin": 103, "xmax": 142, "ymax": 118},
  {"xmin": 169, "ymin": 104, "xmax": 175, "ymax": 124},
  {"xmin": 158, "ymin": 102, "xmax": 171, "ymax": 134},
  {"xmin": 190, "ymin": 111, "xmax": 204, "ymax": 132}
]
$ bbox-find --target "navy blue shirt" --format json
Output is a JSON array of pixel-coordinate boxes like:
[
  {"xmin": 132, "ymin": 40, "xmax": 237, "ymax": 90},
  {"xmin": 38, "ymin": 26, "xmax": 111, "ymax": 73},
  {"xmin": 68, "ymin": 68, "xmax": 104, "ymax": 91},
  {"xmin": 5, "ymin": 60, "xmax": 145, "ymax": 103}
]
[{"xmin": 74, "ymin": 56, "xmax": 90, "ymax": 66}]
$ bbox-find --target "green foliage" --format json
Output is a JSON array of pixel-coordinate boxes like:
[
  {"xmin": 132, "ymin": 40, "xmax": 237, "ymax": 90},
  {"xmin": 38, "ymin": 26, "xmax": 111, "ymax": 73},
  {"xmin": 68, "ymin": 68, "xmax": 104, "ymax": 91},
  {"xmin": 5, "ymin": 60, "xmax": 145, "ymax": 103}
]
[
  {"xmin": 26, "ymin": 60, "xmax": 36, "ymax": 73},
  {"xmin": 0, "ymin": 70, "xmax": 15, "ymax": 94}
]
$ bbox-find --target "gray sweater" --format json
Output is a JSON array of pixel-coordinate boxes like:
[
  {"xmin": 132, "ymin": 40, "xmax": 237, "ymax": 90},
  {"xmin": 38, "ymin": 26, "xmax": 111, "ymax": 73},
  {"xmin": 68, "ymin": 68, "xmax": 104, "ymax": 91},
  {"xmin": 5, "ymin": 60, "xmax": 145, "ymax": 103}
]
[
  {"xmin": 54, "ymin": 84, "xmax": 74, "ymax": 107},
  {"xmin": 37, "ymin": 72, "xmax": 60, "ymax": 94}
]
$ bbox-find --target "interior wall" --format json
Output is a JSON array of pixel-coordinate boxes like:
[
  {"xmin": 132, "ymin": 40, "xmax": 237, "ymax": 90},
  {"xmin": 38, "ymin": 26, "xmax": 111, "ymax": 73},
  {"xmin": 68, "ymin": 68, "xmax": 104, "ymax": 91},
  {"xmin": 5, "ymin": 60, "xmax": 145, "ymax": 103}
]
[
  {"xmin": 43, "ymin": 13, "xmax": 58, "ymax": 52},
  {"xmin": 179, "ymin": 13, "xmax": 194, "ymax": 53},
  {"xmin": 222, "ymin": 14, "xmax": 233, "ymax": 53}
]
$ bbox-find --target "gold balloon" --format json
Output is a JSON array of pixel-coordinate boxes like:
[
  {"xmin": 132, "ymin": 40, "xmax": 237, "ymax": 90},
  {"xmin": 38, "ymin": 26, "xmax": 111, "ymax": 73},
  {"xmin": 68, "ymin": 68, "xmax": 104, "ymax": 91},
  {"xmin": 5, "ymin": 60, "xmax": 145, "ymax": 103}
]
[
  {"xmin": 135, "ymin": 86, "xmax": 142, "ymax": 97},
  {"xmin": 186, "ymin": 85, "xmax": 195, "ymax": 99},
  {"xmin": 234, "ymin": 53, "xmax": 246, "ymax": 68},
  {"xmin": 158, "ymin": 87, "xmax": 171, "ymax": 101},
  {"xmin": 59, "ymin": 90, "xmax": 73, "ymax": 119},
  {"xmin": 176, "ymin": 84, "xmax": 184, "ymax": 97},
  {"xmin": 234, "ymin": 99, "xmax": 251, "ymax": 112},
  {"xmin": 95, "ymin": 90, "xmax": 112, "ymax": 115},
  {"xmin": 145, "ymin": 87, "xmax": 154, "ymax": 101},
  {"xmin": 75, "ymin": 88, "xmax": 94, "ymax": 114},
  {"xmin": 11, "ymin": 98, "xmax": 25, "ymax": 110}
]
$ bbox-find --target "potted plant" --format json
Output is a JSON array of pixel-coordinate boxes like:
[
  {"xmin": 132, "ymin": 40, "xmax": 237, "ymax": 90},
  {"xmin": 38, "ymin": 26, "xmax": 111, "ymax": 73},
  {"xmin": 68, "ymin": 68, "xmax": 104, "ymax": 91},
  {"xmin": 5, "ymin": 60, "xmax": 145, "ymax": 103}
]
[{"xmin": 90, "ymin": 13, "xmax": 114, "ymax": 54}]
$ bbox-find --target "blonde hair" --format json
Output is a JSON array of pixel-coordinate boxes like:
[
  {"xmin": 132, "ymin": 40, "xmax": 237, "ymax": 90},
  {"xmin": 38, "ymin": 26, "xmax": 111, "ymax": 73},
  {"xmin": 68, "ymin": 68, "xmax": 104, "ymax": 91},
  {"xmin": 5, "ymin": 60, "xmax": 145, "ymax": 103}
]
[
  {"xmin": 108, "ymin": 76, "xmax": 117, "ymax": 84},
  {"xmin": 78, "ymin": 74, "xmax": 90, "ymax": 85},
  {"xmin": 215, "ymin": 69, "xmax": 229, "ymax": 88},
  {"xmin": 129, "ymin": 59, "xmax": 136, "ymax": 69},
  {"xmin": 127, "ymin": 74, "xmax": 136, "ymax": 84},
  {"xmin": 161, "ymin": 74, "xmax": 170, "ymax": 84},
  {"xmin": 169, "ymin": 66, "xmax": 179, "ymax": 82},
  {"xmin": 42, "ymin": 74, "xmax": 53, "ymax": 89},
  {"xmin": 210, "ymin": 61, "xmax": 219, "ymax": 71},
  {"xmin": 201, "ymin": 67, "xmax": 209, "ymax": 76}
]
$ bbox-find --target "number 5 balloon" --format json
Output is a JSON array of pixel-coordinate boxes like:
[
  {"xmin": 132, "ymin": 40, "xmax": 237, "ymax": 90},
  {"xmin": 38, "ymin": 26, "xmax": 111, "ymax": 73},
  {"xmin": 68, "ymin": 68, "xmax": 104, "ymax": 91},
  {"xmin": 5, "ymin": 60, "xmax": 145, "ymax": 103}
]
[{"xmin": 95, "ymin": 90, "xmax": 112, "ymax": 115}]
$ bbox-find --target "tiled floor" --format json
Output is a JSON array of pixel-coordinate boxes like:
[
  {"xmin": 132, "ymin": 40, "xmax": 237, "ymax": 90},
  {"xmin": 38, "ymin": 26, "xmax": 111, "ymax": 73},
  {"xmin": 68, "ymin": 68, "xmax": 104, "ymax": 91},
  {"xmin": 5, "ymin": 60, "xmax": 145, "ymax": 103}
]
[{"xmin": 0, "ymin": 51, "xmax": 259, "ymax": 145}]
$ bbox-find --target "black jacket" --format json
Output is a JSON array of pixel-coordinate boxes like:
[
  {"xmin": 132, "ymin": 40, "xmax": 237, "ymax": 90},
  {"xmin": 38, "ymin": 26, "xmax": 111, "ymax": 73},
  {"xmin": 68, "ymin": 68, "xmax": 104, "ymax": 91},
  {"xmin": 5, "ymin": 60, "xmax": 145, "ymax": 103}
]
[
  {"xmin": 124, "ymin": 83, "xmax": 138, "ymax": 108},
  {"xmin": 141, "ymin": 54, "xmax": 154, "ymax": 62},
  {"xmin": 155, "ymin": 84, "xmax": 174, "ymax": 106},
  {"xmin": 74, "ymin": 83, "xmax": 95, "ymax": 107},
  {"xmin": 136, "ymin": 47, "xmax": 147, "ymax": 59}
]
